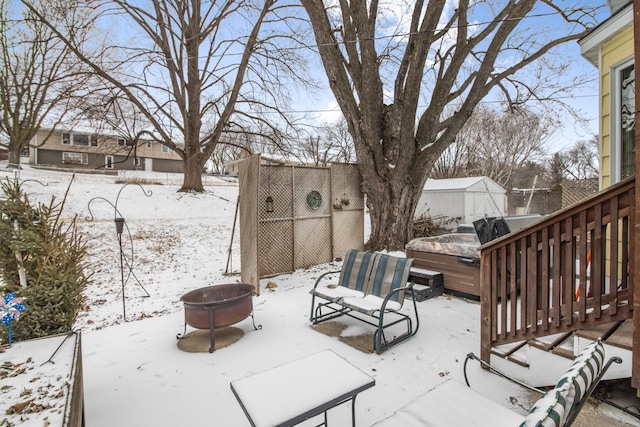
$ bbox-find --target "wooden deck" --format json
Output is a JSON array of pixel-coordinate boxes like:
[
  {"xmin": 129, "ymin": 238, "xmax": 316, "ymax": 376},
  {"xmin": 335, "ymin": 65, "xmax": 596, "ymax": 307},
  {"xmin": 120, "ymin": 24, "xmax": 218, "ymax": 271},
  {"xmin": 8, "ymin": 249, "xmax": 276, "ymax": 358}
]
[{"xmin": 480, "ymin": 176, "xmax": 635, "ymax": 366}]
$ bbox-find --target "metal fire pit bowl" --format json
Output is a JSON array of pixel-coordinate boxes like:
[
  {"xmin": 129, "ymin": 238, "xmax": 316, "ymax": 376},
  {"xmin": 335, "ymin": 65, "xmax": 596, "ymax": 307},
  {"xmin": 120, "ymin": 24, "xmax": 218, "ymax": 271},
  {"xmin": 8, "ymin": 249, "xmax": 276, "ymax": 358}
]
[{"xmin": 176, "ymin": 284, "xmax": 260, "ymax": 352}]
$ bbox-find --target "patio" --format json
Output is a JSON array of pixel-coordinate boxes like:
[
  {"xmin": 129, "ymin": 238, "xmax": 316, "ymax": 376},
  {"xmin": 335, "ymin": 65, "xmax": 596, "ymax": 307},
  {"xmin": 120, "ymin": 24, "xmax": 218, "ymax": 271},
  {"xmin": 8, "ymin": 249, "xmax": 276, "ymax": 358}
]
[{"xmin": 1, "ymin": 166, "xmax": 637, "ymax": 426}]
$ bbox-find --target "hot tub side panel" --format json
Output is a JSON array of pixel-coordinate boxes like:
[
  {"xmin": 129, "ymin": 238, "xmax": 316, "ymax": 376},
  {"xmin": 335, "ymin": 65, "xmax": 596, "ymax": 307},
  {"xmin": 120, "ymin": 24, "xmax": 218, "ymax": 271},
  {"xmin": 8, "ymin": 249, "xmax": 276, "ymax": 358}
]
[{"xmin": 406, "ymin": 249, "xmax": 480, "ymax": 298}]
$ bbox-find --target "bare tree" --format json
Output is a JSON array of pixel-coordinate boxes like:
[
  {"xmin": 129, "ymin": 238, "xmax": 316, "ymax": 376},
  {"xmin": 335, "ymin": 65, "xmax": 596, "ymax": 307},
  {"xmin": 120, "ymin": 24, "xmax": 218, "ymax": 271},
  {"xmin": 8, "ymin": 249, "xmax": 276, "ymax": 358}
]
[
  {"xmin": 319, "ymin": 117, "xmax": 354, "ymax": 163},
  {"xmin": 0, "ymin": 0, "xmax": 93, "ymax": 168},
  {"xmin": 300, "ymin": 0, "xmax": 602, "ymax": 250},
  {"xmin": 432, "ymin": 106, "xmax": 553, "ymax": 189},
  {"xmin": 556, "ymin": 137, "xmax": 600, "ymax": 180},
  {"xmin": 296, "ymin": 119, "xmax": 355, "ymax": 166},
  {"xmin": 24, "ymin": 0, "xmax": 311, "ymax": 191}
]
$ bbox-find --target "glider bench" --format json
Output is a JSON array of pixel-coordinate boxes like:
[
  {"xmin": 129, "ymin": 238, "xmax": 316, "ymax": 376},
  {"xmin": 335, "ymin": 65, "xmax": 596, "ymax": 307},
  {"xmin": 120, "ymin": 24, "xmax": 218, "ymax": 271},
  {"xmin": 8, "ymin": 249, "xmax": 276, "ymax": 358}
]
[
  {"xmin": 309, "ymin": 249, "xmax": 418, "ymax": 353},
  {"xmin": 374, "ymin": 339, "xmax": 622, "ymax": 426}
]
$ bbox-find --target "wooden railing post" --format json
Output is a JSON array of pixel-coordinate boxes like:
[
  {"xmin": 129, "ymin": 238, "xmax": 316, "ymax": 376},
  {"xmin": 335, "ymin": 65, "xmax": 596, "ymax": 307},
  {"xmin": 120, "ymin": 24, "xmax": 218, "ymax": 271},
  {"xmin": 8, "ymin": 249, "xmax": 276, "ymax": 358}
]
[
  {"xmin": 479, "ymin": 177, "xmax": 635, "ymax": 354},
  {"xmin": 480, "ymin": 250, "xmax": 492, "ymax": 365}
]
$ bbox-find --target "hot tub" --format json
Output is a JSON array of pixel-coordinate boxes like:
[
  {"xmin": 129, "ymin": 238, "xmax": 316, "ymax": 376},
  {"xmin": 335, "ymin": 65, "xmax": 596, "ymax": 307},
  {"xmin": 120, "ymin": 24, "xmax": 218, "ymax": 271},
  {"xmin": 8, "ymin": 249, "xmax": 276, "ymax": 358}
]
[{"xmin": 406, "ymin": 233, "xmax": 481, "ymax": 299}]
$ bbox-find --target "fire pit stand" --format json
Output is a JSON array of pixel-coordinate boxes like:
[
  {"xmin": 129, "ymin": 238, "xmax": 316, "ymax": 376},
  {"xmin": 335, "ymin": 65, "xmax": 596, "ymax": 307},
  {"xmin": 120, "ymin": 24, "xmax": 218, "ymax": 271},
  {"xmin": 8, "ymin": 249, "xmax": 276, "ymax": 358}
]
[{"xmin": 176, "ymin": 284, "xmax": 261, "ymax": 352}]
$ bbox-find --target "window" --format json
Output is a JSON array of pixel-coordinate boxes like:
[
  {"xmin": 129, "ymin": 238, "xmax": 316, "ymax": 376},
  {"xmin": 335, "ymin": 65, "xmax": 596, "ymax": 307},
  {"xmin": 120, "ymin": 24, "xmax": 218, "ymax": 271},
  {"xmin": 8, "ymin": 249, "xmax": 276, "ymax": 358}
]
[
  {"xmin": 105, "ymin": 155, "xmax": 114, "ymax": 169},
  {"xmin": 117, "ymin": 138, "xmax": 125, "ymax": 146},
  {"xmin": 161, "ymin": 145, "xmax": 171, "ymax": 153},
  {"xmin": 62, "ymin": 152, "xmax": 88, "ymax": 164},
  {"xmin": 135, "ymin": 158, "xmax": 141, "ymax": 167},
  {"xmin": 73, "ymin": 134, "xmax": 89, "ymax": 146},
  {"xmin": 612, "ymin": 59, "xmax": 635, "ymax": 183},
  {"xmin": 147, "ymin": 141, "xmax": 152, "ymax": 148},
  {"xmin": 62, "ymin": 132, "xmax": 95, "ymax": 146}
]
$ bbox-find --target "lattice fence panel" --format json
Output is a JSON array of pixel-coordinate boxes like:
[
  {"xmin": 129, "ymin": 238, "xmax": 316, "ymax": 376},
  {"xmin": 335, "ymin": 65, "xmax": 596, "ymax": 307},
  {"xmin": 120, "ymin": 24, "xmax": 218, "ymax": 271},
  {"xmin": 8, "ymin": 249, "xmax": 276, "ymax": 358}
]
[
  {"xmin": 331, "ymin": 164, "xmax": 364, "ymax": 210},
  {"xmin": 259, "ymin": 166, "xmax": 292, "ymax": 219},
  {"xmin": 258, "ymin": 220, "xmax": 293, "ymax": 276},
  {"xmin": 331, "ymin": 164, "xmax": 365, "ymax": 257},
  {"xmin": 293, "ymin": 167, "xmax": 331, "ymax": 217},
  {"xmin": 242, "ymin": 157, "xmax": 364, "ymax": 282},
  {"xmin": 294, "ymin": 218, "xmax": 332, "ymax": 269}
]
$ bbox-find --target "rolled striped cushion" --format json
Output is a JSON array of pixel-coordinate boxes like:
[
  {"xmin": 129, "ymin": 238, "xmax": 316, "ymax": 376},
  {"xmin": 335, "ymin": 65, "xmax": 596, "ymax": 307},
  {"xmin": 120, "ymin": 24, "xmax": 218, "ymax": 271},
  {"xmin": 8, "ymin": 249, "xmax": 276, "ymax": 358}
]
[
  {"xmin": 520, "ymin": 389, "xmax": 566, "ymax": 427},
  {"xmin": 554, "ymin": 339, "xmax": 605, "ymax": 415}
]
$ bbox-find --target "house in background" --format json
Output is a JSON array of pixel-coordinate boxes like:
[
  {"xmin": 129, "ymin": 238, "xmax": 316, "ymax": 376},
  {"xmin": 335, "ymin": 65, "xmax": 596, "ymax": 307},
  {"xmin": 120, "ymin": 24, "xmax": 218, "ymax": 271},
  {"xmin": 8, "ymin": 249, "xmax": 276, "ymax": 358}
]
[
  {"xmin": 579, "ymin": 0, "xmax": 634, "ymax": 189},
  {"xmin": 28, "ymin": 127, "xmax": 183, "ymax": 173}
]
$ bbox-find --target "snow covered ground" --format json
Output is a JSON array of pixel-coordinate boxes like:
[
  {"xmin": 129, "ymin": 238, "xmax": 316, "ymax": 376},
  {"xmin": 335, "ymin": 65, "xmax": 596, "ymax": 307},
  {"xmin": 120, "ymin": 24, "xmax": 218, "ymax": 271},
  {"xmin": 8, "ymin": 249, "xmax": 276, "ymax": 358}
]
[{"xmin": 0, "ymin": 163, "xmax": 638, "ymax": 426}]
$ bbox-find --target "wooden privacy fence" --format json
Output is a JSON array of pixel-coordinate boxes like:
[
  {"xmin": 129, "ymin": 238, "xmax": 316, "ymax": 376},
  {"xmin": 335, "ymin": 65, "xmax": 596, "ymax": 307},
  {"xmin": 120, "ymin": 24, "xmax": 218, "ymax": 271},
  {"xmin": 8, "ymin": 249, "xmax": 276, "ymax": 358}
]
[{"xmin": 480, "ymin": 176, "xmax": 635, "ymax": 363}]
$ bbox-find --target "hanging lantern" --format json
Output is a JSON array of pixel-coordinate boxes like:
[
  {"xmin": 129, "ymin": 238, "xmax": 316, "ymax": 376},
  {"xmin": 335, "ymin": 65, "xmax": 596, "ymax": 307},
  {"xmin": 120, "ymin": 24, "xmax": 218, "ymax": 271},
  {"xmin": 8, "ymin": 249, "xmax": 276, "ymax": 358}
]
[{"xmin": 265, "ymin": 196, "xmax": 274, "ymax": 213}]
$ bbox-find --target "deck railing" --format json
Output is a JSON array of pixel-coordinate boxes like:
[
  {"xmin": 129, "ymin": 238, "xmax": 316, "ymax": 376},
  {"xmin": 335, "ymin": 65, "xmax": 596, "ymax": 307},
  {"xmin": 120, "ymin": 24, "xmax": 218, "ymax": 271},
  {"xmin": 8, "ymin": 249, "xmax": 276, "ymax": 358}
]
[{"xmin": 480, "ymin": 176, "xmax": 635, "ymax": 363}]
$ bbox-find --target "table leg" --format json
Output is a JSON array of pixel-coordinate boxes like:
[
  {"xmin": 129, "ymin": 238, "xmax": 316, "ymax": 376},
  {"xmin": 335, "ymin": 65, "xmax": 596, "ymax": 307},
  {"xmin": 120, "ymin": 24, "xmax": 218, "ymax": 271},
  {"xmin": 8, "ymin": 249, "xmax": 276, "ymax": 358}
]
[{"xmin": 351, "ymin": 395, "xmax": 357, "ymax": 427}]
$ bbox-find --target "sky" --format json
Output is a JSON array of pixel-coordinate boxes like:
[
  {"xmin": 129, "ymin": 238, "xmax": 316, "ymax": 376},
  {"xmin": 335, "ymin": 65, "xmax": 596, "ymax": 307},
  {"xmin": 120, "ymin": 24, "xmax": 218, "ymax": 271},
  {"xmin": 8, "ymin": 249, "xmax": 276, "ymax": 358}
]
[
  {"xmin": 0, "ymin": 164, "xmax": 638, "ymax": 426},
  {"xmin": 0, "ymin": 0, "xmax": 608, "ymax": 159}
]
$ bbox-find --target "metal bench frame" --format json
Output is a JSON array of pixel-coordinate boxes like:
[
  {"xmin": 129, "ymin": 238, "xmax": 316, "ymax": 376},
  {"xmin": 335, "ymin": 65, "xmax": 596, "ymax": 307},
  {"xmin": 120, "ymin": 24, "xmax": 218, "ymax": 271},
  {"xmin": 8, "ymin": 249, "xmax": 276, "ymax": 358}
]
[
  {"xmin": 310, "ymin": 250, "xmax": 419, "ymax": 353},
  {"xmin": 464, "ymin": 347, "xmax": 625, "ymax": 426}
]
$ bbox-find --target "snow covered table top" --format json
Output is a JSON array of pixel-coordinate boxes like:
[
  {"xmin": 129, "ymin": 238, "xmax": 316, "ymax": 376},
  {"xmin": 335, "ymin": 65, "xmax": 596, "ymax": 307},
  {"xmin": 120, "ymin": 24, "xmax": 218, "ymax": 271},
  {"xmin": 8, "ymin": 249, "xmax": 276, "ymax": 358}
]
[{"xmin": 230, "ymin": 349, "xmax": 375, "ymax": 427}]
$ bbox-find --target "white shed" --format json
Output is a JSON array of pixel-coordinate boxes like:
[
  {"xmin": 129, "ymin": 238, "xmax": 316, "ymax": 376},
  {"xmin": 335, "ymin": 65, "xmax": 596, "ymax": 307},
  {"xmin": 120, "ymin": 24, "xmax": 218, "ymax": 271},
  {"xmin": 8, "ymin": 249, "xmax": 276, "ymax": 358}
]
[{"xmin": 415, "ymin": 176, "xmax": 506, "ymax": 225}]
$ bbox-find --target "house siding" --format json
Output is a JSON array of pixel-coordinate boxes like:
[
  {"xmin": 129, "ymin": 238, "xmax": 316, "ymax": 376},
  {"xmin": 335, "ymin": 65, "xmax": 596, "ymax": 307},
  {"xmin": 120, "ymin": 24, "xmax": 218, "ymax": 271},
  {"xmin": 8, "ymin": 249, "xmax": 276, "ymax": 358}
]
[
  {"xmin": 29, "ymin": 129, "xmax": 183, "ymax": 173},
  {"xmin": 600, "ymin": 25, "xmax": 634, "ymax": 189},
  {"xmin": 152, "ymin": 157, "xmax": 184, "ymax": 173}
]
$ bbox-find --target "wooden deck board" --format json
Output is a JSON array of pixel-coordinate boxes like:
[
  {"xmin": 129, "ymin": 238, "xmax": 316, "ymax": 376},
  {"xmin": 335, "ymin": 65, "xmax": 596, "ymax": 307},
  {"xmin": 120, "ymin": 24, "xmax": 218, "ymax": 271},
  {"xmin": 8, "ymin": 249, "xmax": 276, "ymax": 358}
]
[
  {"xmin": 605, "ymin": 318, "xmax": 633, "ymax": 350},
  {"xmin": 575, "ymin": 321, "xmax": 622, "ymax": 341},
  {"xmin": 528, "ymin": 332, "xmax": 573, "ymax": 352},
  {"xmin": 491, "ymin": 340, "xmax": 527, "ymax": 358}
]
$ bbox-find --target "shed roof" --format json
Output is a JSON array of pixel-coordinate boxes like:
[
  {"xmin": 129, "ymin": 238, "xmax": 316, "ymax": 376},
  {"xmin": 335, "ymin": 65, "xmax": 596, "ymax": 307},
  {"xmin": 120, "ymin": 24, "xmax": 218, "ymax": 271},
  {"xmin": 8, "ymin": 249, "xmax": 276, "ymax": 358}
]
[{"xmin": 423, "ymin": 176, "xmax": 504, "ymax": 193}]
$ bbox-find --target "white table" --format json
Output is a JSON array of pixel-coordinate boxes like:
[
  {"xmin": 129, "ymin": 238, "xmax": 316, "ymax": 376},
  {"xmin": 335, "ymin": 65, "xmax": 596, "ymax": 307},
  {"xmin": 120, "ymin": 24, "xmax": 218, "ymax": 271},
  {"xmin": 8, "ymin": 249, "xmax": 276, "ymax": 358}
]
[{"xmin": 230, "ymin": 349, "xmax": 375, "ymax": 426}]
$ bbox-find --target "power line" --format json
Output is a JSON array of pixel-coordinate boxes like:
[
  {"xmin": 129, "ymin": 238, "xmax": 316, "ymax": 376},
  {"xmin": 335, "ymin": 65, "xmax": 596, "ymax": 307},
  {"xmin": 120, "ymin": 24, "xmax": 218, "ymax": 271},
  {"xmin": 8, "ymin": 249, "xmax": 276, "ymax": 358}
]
[
  {"xmin": 262, "ymin": 93, "xmax": 599, "ymax": 116},
  {"xmin": 1, "ymin": 5, "xmax": 603, "ymax": 63}
]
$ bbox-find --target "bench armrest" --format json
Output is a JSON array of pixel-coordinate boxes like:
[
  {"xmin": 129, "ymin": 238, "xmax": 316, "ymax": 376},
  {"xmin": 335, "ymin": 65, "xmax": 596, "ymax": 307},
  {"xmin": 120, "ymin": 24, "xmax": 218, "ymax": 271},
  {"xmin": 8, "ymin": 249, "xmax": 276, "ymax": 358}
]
[
  {"xmin": 379, "ymin": 283, "xmax": 414, "ymax": 312},
  {"xmin": 312, "ymin": 270, "xmax": 342, "ymax": 290}
]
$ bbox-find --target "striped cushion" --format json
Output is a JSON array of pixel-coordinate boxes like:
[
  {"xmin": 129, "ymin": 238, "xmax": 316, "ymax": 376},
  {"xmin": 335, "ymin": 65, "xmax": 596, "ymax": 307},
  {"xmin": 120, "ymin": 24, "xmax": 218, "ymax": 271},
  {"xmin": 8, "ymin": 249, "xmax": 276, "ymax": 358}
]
[
  {"xmin": 337, "ymin": 249, "xmax": 376, "ymax": 293},
  {"xmin": 554, "ymin": 339, "xmax": 605, "ymax": 415},
  {"xmin": 520, "ymin": 389, "xmax": 566, "ymax": 427},
  {"xmin": 368, "ymin": 254, "xmax": 413, "ymax": 303}
]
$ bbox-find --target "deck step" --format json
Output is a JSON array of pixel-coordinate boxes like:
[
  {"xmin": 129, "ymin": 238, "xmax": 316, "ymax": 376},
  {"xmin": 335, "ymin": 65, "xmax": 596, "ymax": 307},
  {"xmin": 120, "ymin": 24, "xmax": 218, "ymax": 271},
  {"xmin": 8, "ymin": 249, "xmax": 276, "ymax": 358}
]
[
  {"xmin": 550, "ymin": 336, "xmax": 576, "ymax": 360},
  {"xmin": 528, "ymin": 332, "xmax": 573, "ymax": 352},
  {"xmin": 491, "ymin": 340, "xmax": 527, "ymax": 358},
  {"xmin": 605, "ymin": 319, "xmax": 633, "ymax": 351},
  {"xmin": 575, "ymin": 321, "xmax": 622, "ymax": 341},
  {"xmin": 407, "ymin": 268, "xmax": 444, "ymax": 301},
  {"xmin": 506, "ymin": 346, "xmax": 530, "ymax": 368}
]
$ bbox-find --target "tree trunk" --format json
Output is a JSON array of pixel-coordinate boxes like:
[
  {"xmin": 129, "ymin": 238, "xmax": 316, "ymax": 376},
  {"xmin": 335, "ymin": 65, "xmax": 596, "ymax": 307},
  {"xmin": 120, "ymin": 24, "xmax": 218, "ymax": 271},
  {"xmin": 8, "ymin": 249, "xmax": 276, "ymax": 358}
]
[
  {"xmin": 364, "ymin": 172, "xmax": 422, "ymax": 251},
  {"xmin": 179, "ymin": 154, "xmax": 206, "ymax": 192},
  {"xmin": 7, "ymin": 147, "xmax": 21, "ymax": 169}
]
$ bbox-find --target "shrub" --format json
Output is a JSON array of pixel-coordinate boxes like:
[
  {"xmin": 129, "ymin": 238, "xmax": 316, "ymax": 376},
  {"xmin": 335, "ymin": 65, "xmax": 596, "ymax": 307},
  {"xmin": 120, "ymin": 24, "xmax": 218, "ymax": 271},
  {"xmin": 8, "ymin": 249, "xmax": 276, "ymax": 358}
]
[{"xmin": 0, "ymin": 178, "xmax": 91, "ymax": 343}]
